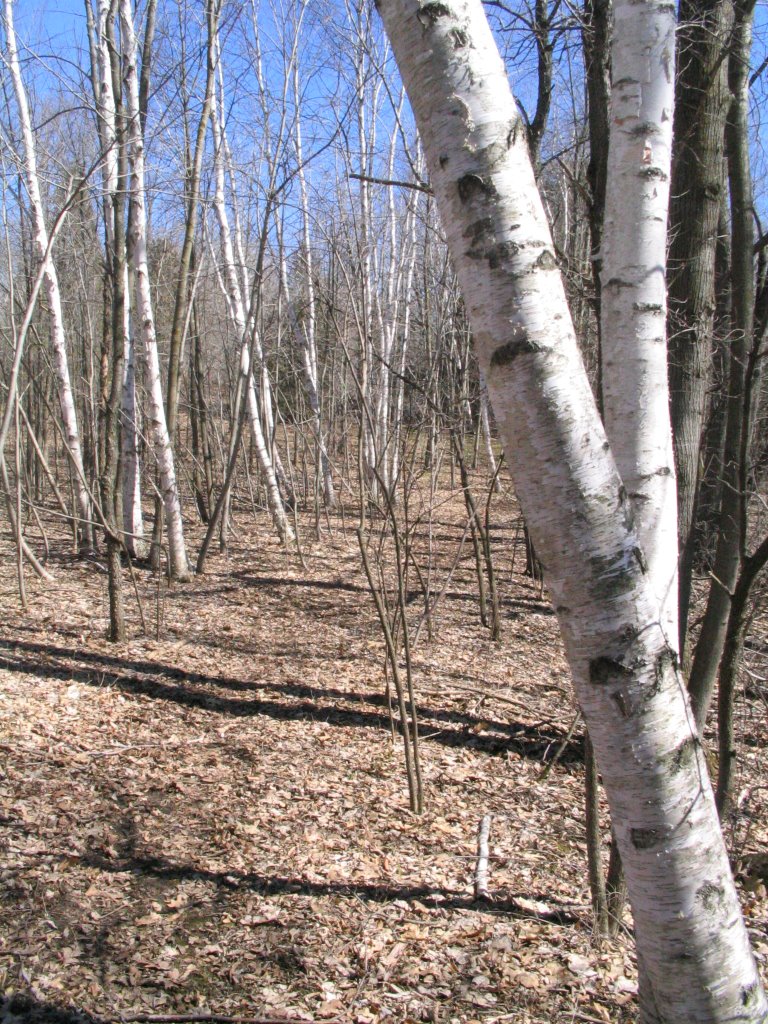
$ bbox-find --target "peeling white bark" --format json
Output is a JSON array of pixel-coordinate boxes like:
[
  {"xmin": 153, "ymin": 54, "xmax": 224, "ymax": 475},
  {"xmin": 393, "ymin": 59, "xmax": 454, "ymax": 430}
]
[
  {"xmin": 377, "ymin": 2, "xmax": 767, "ymax": 1020},
  {"xmin": 120, "ymin": 0, "xmax": 189, "ymax": 580},
  {"xmin": 601, "ymin": 0, "xmax": 679, "ymax": 648},
  {"xmin": 5, "ymin": 0, "xmax": 93, "ymax": 551}
]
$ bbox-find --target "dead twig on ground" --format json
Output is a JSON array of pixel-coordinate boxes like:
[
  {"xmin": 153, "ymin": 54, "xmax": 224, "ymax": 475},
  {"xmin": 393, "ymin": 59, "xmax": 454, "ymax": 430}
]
[{"xmin": 475, "ymin": 813, "xmax": 492, "ymax": 899}]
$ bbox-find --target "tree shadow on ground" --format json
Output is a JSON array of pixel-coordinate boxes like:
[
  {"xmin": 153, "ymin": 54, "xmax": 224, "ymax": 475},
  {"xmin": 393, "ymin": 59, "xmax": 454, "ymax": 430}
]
[
  {"xmin": 0, "ymin": 638, "xmax": 583, "ymax": 765},
  {"xmin": 78, "ymin": 847, "xmax": 580, "ymax": 927},
  {"xmin": 224, "ymin": 571, "xmax": 555, "ymax": 616},
  {"xmin": 0, "ymin": 995, "xmax": 100, "ymax": 1023}
]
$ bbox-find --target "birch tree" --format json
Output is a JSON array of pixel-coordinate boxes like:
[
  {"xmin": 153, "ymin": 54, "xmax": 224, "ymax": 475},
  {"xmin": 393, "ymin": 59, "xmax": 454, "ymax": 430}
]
[
  {"xmin": 600, "ymin": 0, "xmax": 678, "ymax": 644},
  {"xmin": 377, "ymin": 1, "xmax": 767, "ymax": 1019},
  {"xmin": 120, "ymin": 0, "xmax": 190, "ymax": 581},
  {"xmin": 86, "ymin": 0, "xmax": 145, "ymax": 558},
  {"xmin": 3, "ymin": 0, "xmax": 94, "ymax": 553},
  {"xmin": 205, "ymin": 28, "xmax": 294, "ymax": 547}
]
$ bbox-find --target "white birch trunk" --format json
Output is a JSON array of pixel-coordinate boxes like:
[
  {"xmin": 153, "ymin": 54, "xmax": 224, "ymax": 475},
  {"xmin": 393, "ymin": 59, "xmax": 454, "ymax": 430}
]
[
  {"xmin": 120, "ymin": 0, "xmax": 189, "ymax": 580},
  {"xmin": 5, "ymin": 0, "xmax": 93, "ymax": 552},
  {"xmin": 209, "ymin": 79, "xmax": 293, "ymax": 544},
  {"xmin": 94, "ymin": 0, "xmax": 118, "ymax": 207},
  {"xmin": 478, "ymin": 369, "xmax": 500, "ymax": 489},
  {"xmin": 120, "ymin": 270, "xmax": 145, "ymax": 558},
  {"xmin": 601, "ymin": 0, "xmax": 679, "ymax": 648},
  {"xmin": 373, "ymin": 111, "xmax": 406, "ymax": 494},
  {"xmin": 378, "ymin": 2, "xmax": 767, "ymax": 1020},
  {"xmin": 228, "ymin": 16, "xmax": 295, "ymax": 512},
  {"xmin": 89, "ymin": 0, "xmax": 143, "ymax": 554}
]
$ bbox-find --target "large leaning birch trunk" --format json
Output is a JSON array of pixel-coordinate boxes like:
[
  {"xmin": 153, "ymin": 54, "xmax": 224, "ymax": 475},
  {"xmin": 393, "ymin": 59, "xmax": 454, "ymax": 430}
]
[
  {"xmin": 120, "ymin": 0, "xmax": 189, "ymax": 580},
  {"xmin": 600, "ymin": 0, "xmax": 679, "ymax": 648},
  {"xmin": 377, "ymin": 2, "xmax": 767, "ymax": 1020},
  {"xmin": 4, "ymin": 0, "xmax": 94, "ymax": 553}
]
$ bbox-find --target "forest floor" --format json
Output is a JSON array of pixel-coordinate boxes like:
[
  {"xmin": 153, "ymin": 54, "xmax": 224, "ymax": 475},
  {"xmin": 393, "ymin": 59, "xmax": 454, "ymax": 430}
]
[{"xmin": 0, "ymin": 474, "xmax": 766, "ymax": 1024}]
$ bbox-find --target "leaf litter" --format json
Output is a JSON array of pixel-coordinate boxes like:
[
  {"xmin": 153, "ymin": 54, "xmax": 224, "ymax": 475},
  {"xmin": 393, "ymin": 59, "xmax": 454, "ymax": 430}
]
[{"xmin": 0, "ymin": 481, "xmax": 765, "ymax": 1024}]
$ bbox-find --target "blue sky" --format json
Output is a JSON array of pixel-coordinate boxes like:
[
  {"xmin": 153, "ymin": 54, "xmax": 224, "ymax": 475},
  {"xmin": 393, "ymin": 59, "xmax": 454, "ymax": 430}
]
[
  {"xmin": 12, "ymin": 0, "xmax": 89, "ymax": 55},
  {"xmin": 6, "ymin": 0, "xmax": 768, "ymax": 221}
]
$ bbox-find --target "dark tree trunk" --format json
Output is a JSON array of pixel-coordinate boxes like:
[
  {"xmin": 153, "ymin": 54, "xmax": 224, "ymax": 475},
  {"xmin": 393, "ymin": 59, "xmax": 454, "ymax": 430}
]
[
  {"xmin": 667, "ymin": 0, "xmax": 734, "ymax": 660},
  {"xmin": 688, "ymin": 0, "xmax": 756, "ymax": 731}
]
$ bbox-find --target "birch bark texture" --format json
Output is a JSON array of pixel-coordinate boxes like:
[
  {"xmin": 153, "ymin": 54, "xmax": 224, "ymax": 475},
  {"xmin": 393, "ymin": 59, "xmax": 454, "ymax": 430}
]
[
  {"xmin": 376, "ymin": 1, "xmax": 767, "ymax": 1020},
  {"xmin": 600, "ymin": 0, "xmax": 679, "ymax": 648}
]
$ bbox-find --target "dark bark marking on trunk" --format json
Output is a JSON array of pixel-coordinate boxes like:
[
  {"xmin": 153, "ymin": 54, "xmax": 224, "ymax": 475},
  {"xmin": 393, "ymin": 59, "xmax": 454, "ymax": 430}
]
[
  {"xmin": 506, "ymin": 119, "xmax": 524, "ymax": 149},
  {"xmin": 474, "ymin": 139, "xmax": 511, "ymax": 169},
  {"xmin": 631, "ymin": 827, "xmax": 661, "ymax": 850},
  {"xmin": 533, "ymin": 249, "xmax": 557, "ymax": 270},
  {"xmin": 588, "ymin": 549, "xmax": 639, "ymax": 598},
  {"xmin": 490, "ymin": 329, "xmax": 540, "ymax": 367},
  {"xmin": 633, "ymin": 546, "xmax": 649, "ymax": 573},
  {"xmin": 669, "ymin": 734, "xmax": 698, "ymax": 773},
  {"xmin": 633, "ymin": 302, "xmax": 664, "ymax": 313},
  {"xmin": 742, "ymin": 982, "xmax": 760, "ymax": 1007},
  {"xmin": 631, "ymin": 121, "xmax": 663, "ymax": 137},
  {"xmin": 654, "ymin": 645, "xmax": 678, "ymax": 684},
  {"xmin": 612, "ymin": 691, "xmax": 631, "ymax": 718},
  {"xmin": 589, "ymin": 655, "xmax": 633, "ymax": 686},
  {"xmin": 457, "ymin": 174, "xmax": 498, "ymax": 204},
  {"xmin": 696, "ymin": 880, "xmax": 725, "ymax": 910},
  {"xmin": 487, "ymin": 240, "xmax": 521, "ymax": 268},
  {"xmin": 463, "ymin": 217, "xmax": 497, "ymax": 261},
  {"xmin": 417, "ymin": 3, "xmax": 451, "ymax": 28},
  {"xmin": 463, "ymin": 217, "xmax": 494, "ymax": 244},
  {"xmin": 619, "ymin": 624, "xmax": 641, "ymax": 644},
  {"xmin": 639, "ymin": 166, "xmax": 668, "ymax": 181}
]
